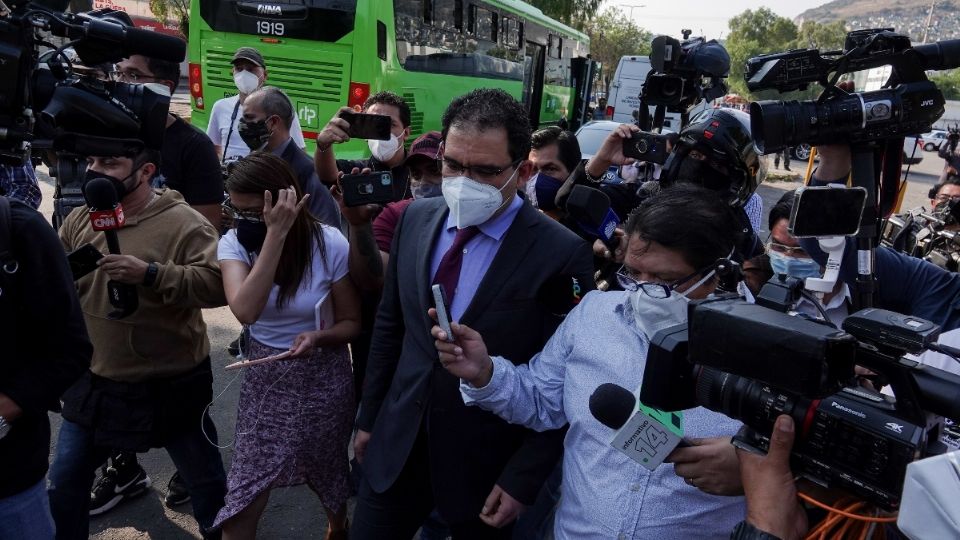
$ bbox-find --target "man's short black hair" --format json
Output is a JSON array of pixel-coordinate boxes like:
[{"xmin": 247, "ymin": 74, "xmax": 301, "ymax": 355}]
[
  {"xmin": 363, "ymin": 91, "xmax": 411, "ymax": 128},
  {"xmin": 768, "ymin": 190, "xmax": 796, "ymax": 231},
  {"xmin": 145, "ymin": 57, "xmax": 180, "ymax": 89},
  {"xmin": 133, "ymin": 148, "xmax": 162, "ymax": 181},
  {"xmin": 531, "ymin": 126, "xmax": 581, "ymax": 175},
  {"xmin": 441, "ymin": 88, "xmax": 531, "ymax": 162},
  {"xmin": 929, "ymin": 174, "xmax": 960, "ymax": 200},
  {"xmin": 624, "ymin": 184, "xmax": 741, "ymax": 270}
]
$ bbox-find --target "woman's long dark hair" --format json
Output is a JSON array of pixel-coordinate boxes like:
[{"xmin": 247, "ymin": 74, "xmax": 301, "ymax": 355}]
[{"xmin": 225, "ymin": 152, "xmax": 327, "ymax": 308}]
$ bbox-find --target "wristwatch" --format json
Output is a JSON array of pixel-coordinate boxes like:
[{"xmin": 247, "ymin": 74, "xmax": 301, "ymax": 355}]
[
  {"xmin": 142, "ymin": 262, "xmax": 159, "ymax": 287},
  {"xmin": 0, "ymin": 415, "xmax": 10, "ymax": 440}
]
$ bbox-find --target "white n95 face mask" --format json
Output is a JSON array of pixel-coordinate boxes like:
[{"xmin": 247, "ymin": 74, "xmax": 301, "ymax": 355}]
[
  {"xmin": 630, "ymin": 271, "xmax": 716, "ymax": 340},
  {"xmin": 233, "ymin": 70, "xmax": 260, "ymax": 94},
  {"xmin": 442, "ymin": 170, "xmax": 517, "ymax": 228},
  {"xmin": 369, "ymin": 133, "xmax": 401, "ymax": 162}
]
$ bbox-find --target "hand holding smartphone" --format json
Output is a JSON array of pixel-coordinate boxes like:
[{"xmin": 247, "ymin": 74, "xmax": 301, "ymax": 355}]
[
  {"xmin": 339, "ymin": 111, "xmax": 392, "ymax": 140},
  {"xmin": 432, "ymin": 284, "xmax": 454, "ymax": 342}
]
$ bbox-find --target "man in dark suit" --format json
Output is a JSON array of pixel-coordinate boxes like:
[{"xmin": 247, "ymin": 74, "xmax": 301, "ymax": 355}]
[
  {"xmin": 237, "ymin": 86, "xmax": 341, "ymax": 227},
  {"xmin": 351, "ymin": 88, "xmax": 595, "ymax": 539}
]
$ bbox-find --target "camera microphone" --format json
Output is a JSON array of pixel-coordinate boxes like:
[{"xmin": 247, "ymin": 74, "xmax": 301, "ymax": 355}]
[
  {"xmin": 566, "ymin": 185, "xmax": 620, "ymax": 250},
  {"xmin": 77, "ymin": 17, "xmax": 187, "ymax": 63},
  {"xmin": 590, "ymin": 382, "xmax": 689, "ymax": 469},
  {"xmin": 589, "ymin": 382, "xmax": 636, "ymax": 430},
  {"xmin": 84, "ymin": 177, "xmax": 138, "ymax": 319}
]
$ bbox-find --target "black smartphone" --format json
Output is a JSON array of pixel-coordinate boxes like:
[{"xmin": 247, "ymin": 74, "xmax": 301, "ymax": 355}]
[
  {"xmin": 790, "ymin": 186, "xmax": 868, "ymax": 238},
  {"xmin": 622, "ymin": 131, "xmax": 670, "ymax": 164},
  {"xmin": 340, "ymin": 171, "xmax": 395, "ymax": 207},
  {"xmin": 67, "ymin": 243, "xmax": 103, "ymax": 280},
  {"xmin": 339, "ymin": 111, "xmax": 391, "ymax": 140}
]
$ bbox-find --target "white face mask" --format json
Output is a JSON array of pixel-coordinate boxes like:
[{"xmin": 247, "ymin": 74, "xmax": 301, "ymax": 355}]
[
  {"xmin": 442, "ymin": 169, "xmax": 518, "ymax": 228},
  {"xmin": 369, "ymin": 133, "xmax": 402, "ymax": 162},
  {"xmin": 233, "ymin": 70, "xmax": 260, "ymax": 95},
  {"xmin": 630, "ymin": 270, "xmax": 716, "ymax": 340}
]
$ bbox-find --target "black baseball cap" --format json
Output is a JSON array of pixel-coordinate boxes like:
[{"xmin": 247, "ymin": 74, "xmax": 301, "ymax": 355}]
[{"xmin": 232, "ymin": 47, "xmax": 265, "ymax": 68}]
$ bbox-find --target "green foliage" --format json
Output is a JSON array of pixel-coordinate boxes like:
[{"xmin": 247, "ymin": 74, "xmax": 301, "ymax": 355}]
[
  {"xmin": 148, "ymin": 0, "xmax": 189, "ymax": 37},
  {"xmin": 725, "ymin": 7, "xmax": 847, "ymax": 100},
  {"xmin": 581, "ymin": 7, "xmax": 652, "ymax": 94},
  {"xmin": 929, "ymin": 69, "xmax": 960, "ymax": 101},
  {"xmin": 526, "ymin": 0, "xmax": 603, "ymax": 29}
]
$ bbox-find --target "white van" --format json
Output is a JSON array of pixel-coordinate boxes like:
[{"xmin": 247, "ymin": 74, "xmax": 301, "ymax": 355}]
[{"xmin": 606, "ymin": 55, "xmax": 707, "ymax": 129}]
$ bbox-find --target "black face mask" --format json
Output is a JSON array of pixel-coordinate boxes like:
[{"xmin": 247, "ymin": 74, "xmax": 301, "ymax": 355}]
[
  {"xmin": 83, "ymin": 169, "xmax": 137, "ymax": 200},
  {"xmin": 236, "ymin": 220, "xmax": 268, "ymax": 253},
  {"xmin": 238, "ymin": 117, "xmax": 272, "ymax": 151}
]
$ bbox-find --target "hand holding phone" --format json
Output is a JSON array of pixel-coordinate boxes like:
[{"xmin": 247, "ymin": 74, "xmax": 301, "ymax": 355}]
[
  {"xmin": 432, "ymin": 284, "xmax": 454, "ymax": 342},
  {"xmin": 339, "ymin": 111, "xmax": 392, "ymax": 140},
  {"xmin": 67, "ymin": 243, "xmax": 104, "ymax": 280},
  {"xmin": 340, "ymin": 171, "xmax": 395, "ymax": 207}
]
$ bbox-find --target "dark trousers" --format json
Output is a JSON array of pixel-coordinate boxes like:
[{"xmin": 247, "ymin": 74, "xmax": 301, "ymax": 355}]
[
  {"xmin": 351, "ymin": 430, "xmax": 513, "ymax": 540},
  {"xmin": 47, "ymin": 416, "xmax": 227, "ymax": 540}
]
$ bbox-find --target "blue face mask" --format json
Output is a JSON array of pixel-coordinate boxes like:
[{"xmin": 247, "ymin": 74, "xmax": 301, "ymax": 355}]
[
  {"xmin": 768, "ymin": 250, "xmax": 822, "ymax": 279},
  {"xmin": 524, "ymin": 172, "xmax": 563, "ymax": 211}
]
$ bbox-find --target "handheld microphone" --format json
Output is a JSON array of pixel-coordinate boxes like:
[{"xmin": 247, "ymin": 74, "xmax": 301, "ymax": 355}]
[
  {"xmin": 85, "ymin": 177, "xmax": 138, "ymax": 319},
  {"xmin": 565, "ymin": 185, "xmax": 620, "ymax": 251},
  {"xmin": 589, "ymin": 382, "xmax": 689, "ymax": 469}
]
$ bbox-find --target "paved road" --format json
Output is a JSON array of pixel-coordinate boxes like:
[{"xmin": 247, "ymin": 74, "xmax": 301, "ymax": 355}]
[{"xmin": 35, "ymin": 145, "xmax": 950, "ymax": 539}]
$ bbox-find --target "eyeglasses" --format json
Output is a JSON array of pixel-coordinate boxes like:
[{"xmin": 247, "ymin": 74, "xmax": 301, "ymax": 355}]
[
  {"xmin": 439, "ymin": 157, "xmax": 522, "ymax": 182},
  {"xmin": 110, "ymin": 67, "xmax": 160, "ymax": 83},
  {"xmin": 934, "ymin": 194, "xmax": 960, "ymax": 203},
  {"xmin": 616, "ymin": 265, "xmax": 708, "ymax": 298},
  {"xmin": 221, "ymin": 198, "xmax": 263, "ymax": 222},
  {"xmin": 766, "ymin": 241, "xmax": 809, "ymax": 258}
]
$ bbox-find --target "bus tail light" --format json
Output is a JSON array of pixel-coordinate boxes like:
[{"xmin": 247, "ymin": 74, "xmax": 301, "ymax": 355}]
[
  {"xmin": 348, "ymin": 81, "xmax": 370, "ymax": 110},
  {"xmin": 189, "ymin": 63, "xmax": 204, "ymax": 110},
  {"xmin": 605, "ymin": 105, "xmax": 614, "ymax": 118}
]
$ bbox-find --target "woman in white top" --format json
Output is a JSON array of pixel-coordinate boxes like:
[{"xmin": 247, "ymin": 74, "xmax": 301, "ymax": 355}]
[{"xmin": 213, "ymin": 152, "xmax": 359, "ymax": 540}]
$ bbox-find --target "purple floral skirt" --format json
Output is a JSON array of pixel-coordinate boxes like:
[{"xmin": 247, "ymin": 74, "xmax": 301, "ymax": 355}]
[{"xmin": 214, "ymin": 339, "xmax": 354, "ymax": 526}]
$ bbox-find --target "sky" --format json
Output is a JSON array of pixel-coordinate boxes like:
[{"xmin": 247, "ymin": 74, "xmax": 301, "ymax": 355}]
[{"xmin": 605, "ymin": 0, "xmax": 831, "ymax": 40}]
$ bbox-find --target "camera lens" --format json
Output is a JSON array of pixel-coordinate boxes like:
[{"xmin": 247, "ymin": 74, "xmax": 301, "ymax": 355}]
[{"xmin": 694, "ymin": 366, "xmax": 812, "ymax": 434}]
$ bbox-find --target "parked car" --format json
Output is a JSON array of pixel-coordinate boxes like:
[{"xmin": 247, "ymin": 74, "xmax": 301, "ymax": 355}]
[
  {"xmin": 786, "ymin": 138, "xmax": 923, "ymax": 165},
  {"xmin": 920, "ymin": 129, "xmax": 949, "ymax": 152},
  {"xmin": 575, "ymin": 120, "xmax": 624, "ymax": 182}
]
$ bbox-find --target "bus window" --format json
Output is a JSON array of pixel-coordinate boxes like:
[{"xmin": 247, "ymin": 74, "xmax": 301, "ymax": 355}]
[{"xmin": 503, "ymin": 17, "xmax": 521, "ymax": 49}]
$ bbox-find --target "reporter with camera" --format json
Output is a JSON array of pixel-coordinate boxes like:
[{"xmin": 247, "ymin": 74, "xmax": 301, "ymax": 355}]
[
  {"xmin": 938, "ymin": 129, "xmax": 960, "ymax": 181},
  {"xmin": 809, "ymin": 145, "xmax": 960, "ymax": 330},
  {"xmin": 431, "ymin": 185, "xmax": 747, "ymax": 539},
  {"xmin": 112, "ymin": 55, "xmax": 223, "ymax": 232}
]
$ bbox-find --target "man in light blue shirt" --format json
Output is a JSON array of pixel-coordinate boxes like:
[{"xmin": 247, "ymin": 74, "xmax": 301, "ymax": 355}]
[{"xmin": 433, "ymin": 185, "xmax": 749, "ymax": 539}]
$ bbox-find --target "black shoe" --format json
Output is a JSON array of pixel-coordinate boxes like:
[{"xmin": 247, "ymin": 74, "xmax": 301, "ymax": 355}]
[
  {"xmin": 89, "ymin": 454, "xmax": 152, "ymax": 516},
  {"xmin": 164, "ymin": 471, "xmax": 191, "ymax": 508}
]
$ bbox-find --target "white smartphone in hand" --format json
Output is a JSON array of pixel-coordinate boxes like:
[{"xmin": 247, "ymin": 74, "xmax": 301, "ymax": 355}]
[{"xmin": 432, "ymin": 284, "xmax": 454, "ymax": 342}]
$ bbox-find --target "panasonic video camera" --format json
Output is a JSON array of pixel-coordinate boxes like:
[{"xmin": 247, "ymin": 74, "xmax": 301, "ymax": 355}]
[{"xmin": 746, "ymin": 29, "xmax": 960, "ymax": 153}]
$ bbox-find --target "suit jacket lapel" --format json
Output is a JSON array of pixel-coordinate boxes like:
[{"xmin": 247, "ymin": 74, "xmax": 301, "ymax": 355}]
[
  {"xmin": 417, "ymin": 201, "xmax": 449, "ymax": 311},
  {"xmin": 460, "ymin": 202, "xmax": 538, "ymax": 326}
]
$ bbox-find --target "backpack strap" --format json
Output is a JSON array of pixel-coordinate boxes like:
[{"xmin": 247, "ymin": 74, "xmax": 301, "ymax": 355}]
[{"xmin": 0, "ymin": 196, "xmax": 18, "ymax": 279}]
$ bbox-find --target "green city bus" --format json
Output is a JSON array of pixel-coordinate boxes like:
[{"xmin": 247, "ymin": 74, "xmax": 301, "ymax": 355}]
[{"xmin": 188, "ymin": 0, "xmax": 594, "ymax": 158}]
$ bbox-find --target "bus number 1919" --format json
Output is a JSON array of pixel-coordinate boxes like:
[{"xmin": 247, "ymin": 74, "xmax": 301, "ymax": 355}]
[{"xmin": 256, "ymin": 21, "xmax": 285, "ymax": 36}]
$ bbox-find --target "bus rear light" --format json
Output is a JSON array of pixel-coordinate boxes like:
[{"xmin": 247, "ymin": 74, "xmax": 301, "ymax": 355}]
[
  {"xmin": 605, "ymin": 105, "xmax": 614, "ymax": 118},
  {"xmin": 348, "ymin": 81, "xmax": 370, "ymax": 110},
  {"xmin": 189, "ymin": 62, "xmax": 204, "ymax": 110}
]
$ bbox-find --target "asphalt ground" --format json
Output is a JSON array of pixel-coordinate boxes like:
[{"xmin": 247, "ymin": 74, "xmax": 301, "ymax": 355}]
[{"xmin": 34, "ymin": 138, "xmax": 950, "ymax": 539}]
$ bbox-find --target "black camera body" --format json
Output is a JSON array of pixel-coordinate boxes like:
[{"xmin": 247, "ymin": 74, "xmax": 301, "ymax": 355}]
[
  {"xmin": 0, "ymin": 2, "xmax": 184, "ymax": 165},
  {"xmin": 641, "ymin": 297, "xmax": 959, "ymax": 509},
  {"xmin": 746, "ymin": 29, "xmax": 960, "ymax": 153},
  {"xmin": 641, "ymin": 32, "xmax": 730, "ymax": 116},
  {"xmin": 881, "ymin": 200, "xmax": 960, "ymax": 271}
]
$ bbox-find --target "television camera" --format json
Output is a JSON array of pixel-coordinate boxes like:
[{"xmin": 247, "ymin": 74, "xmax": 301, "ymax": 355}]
[{"xmin": 0, "ymin": 0, "xmax": 186, "ymax": 224}]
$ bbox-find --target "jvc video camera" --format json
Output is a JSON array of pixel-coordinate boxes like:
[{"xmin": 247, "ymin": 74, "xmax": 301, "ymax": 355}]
[{"xmin": 746, "ymin": 29, "xmax": 960, "ymax": 152}]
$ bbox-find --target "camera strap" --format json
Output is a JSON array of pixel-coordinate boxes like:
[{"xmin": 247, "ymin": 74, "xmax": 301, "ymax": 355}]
[{"xmin": 221, "ymin": 99, "xmax": 242, "ymax": 164}]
